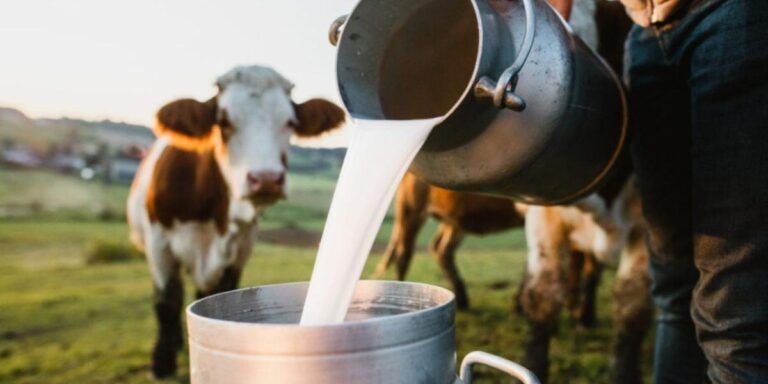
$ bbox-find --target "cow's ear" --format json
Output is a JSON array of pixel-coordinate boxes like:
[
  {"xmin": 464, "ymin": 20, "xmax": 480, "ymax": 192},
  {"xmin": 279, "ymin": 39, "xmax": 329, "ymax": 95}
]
[
  {"xmin": 292, "ymin": 99, "xmax": 346, "ymax": 137},
  {"xmin": 155, "ymin": 97, "xmax": 218, "ymax": 138}
]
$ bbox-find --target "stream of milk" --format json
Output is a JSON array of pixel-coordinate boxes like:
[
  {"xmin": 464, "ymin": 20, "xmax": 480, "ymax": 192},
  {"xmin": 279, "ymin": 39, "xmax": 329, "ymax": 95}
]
[{"xmin": 300, "ymin": 117, "xmax": 441, "ymax": 325}]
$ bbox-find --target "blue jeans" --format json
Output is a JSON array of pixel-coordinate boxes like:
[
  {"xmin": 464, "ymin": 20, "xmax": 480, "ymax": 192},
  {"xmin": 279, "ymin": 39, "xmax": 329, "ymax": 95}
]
[{"xmin": 626, "ymin": 0, "xmax": 768, "ymax": 383}]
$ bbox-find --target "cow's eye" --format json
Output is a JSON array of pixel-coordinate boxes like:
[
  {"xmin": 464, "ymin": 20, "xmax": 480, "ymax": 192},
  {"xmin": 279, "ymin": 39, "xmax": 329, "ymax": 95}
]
[{"xmin": 287, "ymin": 119, "xmax": 299, "ymax": 130}]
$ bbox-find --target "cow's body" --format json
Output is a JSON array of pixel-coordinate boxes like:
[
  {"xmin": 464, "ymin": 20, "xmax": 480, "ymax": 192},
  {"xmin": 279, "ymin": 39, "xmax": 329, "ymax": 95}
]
[
  {"xmin": 128, "ymin": 66, "xmax": 344, "ymax": 378},
  {"xmin": 373, "ymin": 172, "xmax": 527, "ymax": 309},
  {"xmin": 128, "ymin": 136, "xmax": 256, "ymax": 295}
]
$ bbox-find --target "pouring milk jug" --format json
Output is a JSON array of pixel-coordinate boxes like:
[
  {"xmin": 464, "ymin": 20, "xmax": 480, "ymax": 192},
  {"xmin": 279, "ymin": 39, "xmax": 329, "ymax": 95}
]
[{"xmin": 329, "ymin": 0, "xmax": 627, "ymax": 205}]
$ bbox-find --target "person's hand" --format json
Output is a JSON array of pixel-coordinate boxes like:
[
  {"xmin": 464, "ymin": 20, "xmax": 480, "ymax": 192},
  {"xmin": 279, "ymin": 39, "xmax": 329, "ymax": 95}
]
[
  {"xmin": 547, "ymin": 0, "xmax": 573, "ymax": 20},
  {"xmin": 619, "ymin": 0, "xmax": 687, "ymax": 27},
  {"xmin": 621, "ymin": 0, "xmax": 653, "ymax": 26}
]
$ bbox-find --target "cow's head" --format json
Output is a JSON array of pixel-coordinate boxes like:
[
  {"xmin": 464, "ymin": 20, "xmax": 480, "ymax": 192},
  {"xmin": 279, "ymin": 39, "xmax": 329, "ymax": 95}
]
[{"xmin": 155, "ymin": 65, "xmax": 345, "ymax": 207}]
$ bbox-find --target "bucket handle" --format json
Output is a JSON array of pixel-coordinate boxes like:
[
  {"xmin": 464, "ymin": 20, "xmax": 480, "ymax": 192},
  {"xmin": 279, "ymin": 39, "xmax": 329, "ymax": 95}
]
[
  {"xmin": 459, "ymin": 351, "xmax": 540, "ymax": 384},
  {"xmin": 474, "ymin": 0, "xmax": 537, "ymax": 111}
]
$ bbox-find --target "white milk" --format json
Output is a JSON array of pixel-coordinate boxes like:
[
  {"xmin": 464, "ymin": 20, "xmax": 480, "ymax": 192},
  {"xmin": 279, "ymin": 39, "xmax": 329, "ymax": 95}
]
[{"xmin": 300, "ymin": 117, "xmax": 440, "ymax": 325}]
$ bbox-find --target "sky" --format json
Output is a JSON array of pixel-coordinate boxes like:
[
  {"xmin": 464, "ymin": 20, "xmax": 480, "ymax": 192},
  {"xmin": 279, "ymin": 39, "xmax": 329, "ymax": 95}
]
[{"xmin": 0, "ymin": 0, "xmax": 359, "ymax": 146}]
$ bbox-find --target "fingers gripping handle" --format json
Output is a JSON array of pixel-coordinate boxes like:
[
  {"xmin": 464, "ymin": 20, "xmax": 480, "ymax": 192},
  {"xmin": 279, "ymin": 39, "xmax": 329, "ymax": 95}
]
[{"xmin": 460, "ymin": 351, "xmax": 541, "ymax": 384}]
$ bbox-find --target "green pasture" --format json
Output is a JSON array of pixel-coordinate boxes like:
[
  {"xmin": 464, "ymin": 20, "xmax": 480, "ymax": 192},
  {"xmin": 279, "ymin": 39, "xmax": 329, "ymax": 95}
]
[{"xmin": 0, "ymin": 167, "xmax": 653, "ymax": 383}]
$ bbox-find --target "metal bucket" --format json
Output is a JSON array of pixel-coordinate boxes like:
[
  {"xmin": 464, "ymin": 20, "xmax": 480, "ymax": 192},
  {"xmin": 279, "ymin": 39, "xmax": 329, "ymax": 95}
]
[
  {"xmin": 187, "ymin": 281, "xmax": 538, "ymax": 383},
  {"xmin": 329, "ymin": 0, "xmax": 627, "ymax": 205}
]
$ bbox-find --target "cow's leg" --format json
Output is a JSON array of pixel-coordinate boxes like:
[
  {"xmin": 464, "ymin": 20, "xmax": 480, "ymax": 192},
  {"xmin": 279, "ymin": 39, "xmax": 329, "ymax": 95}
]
[
  {"xmin": 520, "ymin": 267, "xmax": 563, "ymax": 384},
  {"xmin": 431, "ymin": 223, "xmax": 469, "ymax": 310},
  {"xmin": 578, "ymin": 252, "xmax": 603, "ymax": 328},
  {"xmin": 196, "ymin": 224, "xmax": 256, "ymax": 299},
  {"xmin": 520, "ymin": 207, "xmax": 566, "ymax": 384},
  {"xmin": 373, "ymin": 175, "xmax": 427, "ymax": 280},
  {"xmin": 207, "ymin": 228, "xmax": 253, "ymax": 296},
  {"xmin": 214, "ymin": 266, "xmax": 243, "ymax": 293},
  {"xmin": 145, "ymin": 227, "xmax": 183, "ymax": 379},
  {"xmin": 565, "ymin": 250, "xmax": 585, "ymax": 322},
  {"xmin": 373, "ymin": 238, "xmax": 399, "ymax": 279},
  {"xmin": 197, "ymin": 266, "xmax": 243, "ymax": 299},
  {"xmin": 373, "ymin": 211, "xmax": 404, "ymax": 280},
  {"xmin": 388, "ymin": 215, "xmax": 426, "ymax": 281},
  {"xmin": 565, "ymin": 251, "xmax": 602, "ymax": 327},
  {"xmin": 428, "ymin": 227, "xmax": 445, "ymax": 255},
  {"xmin": 610, "ymin": 227, "xmax": 652, "ymax": 384},
  {"xmin": 152, "ymin": 272, "xmax": 183, "ymax": 378},
  {"xmin": 389, "ymin": 213, "xmax": 426, "ymax": 281}
]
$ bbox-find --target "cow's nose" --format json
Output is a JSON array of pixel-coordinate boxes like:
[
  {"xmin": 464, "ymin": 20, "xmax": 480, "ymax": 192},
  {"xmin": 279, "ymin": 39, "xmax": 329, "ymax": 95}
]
[{"xmin": 247, "ymin": 171, "xmax": 285, "ymax": 195}]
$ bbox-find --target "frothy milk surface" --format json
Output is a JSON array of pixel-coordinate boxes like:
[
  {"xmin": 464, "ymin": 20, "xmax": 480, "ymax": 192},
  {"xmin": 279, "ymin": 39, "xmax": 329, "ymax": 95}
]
[{"xmin": 300, "ymin": 118, "xmax": 440, "ymax": 325}]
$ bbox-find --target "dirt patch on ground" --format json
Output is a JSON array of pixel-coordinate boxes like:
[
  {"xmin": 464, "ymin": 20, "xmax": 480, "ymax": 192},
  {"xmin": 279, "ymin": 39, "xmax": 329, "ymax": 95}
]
[
  {"xmin": 258, "ymin": 227, "xmax": 387, "ymax": 252},
  {"xmin": 258, "ymin": 227, "xmax": 321, "ymax": 248}
]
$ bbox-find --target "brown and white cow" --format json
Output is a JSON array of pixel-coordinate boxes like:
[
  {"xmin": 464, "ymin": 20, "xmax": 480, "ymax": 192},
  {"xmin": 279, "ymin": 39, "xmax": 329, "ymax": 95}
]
[{"xmin": 127, "ymin": 65, "xmax": 344, "ymax": 378}]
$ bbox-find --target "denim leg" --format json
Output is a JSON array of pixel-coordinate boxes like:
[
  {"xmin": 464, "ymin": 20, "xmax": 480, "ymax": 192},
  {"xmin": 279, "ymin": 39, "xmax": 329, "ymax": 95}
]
[
  {"xmin": 685, "ymin": 1, "xmax": 768, "ymax": 382},
  {"xmin": 626, "ymin": 25, "xmax": 708, "ymax": 384}
]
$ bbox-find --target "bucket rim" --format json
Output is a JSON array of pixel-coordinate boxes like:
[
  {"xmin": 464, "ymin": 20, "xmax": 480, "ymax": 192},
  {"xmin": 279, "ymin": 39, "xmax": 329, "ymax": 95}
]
[
  {"xmin": 187, "ymin": 280, "xmax": 455, "ymax": 330},
  {"xmin": 186, "ymin": 280, "xmax": 456, "ymax": 355},
  {"xmin": 334, "ymin": 0, "xmax": 484, "ymax": 122}
]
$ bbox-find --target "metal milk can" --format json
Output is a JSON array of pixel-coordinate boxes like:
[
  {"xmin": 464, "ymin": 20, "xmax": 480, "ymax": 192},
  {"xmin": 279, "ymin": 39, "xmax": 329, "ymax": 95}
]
[
  {"xmin": 187, "ymin": 281, "xmax": 539, "ymax": 383},
  {"xmin": 329, "ymin": 0, "xmax": 627, "ymax": 205}
]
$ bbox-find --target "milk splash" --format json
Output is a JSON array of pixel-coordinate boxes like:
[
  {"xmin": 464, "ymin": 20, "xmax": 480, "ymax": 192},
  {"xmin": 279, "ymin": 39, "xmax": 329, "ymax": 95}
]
[{"xmin": 300, "ymin": 118, "xmax": 440, "ymax": 325}]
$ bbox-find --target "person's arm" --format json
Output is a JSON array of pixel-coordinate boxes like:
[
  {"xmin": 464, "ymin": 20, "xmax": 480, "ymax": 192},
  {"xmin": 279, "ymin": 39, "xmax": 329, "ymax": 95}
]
[{"xmin": 547, "ymin": 0, "xmax": 573, "ymax": 21}]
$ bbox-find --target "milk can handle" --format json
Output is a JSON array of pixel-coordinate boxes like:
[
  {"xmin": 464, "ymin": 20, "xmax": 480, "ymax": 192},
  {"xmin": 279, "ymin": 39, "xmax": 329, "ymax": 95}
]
[
  {"xmin": 459, "ymin": 351, "xmax": 540, "ymax": 384},
  {"xmin": 474, "ymin": 0, "xmax": 537, "ymax": 111},
  {"xmin": 329, "ymin": 15, "xmax": 348, "ymax": 46}
]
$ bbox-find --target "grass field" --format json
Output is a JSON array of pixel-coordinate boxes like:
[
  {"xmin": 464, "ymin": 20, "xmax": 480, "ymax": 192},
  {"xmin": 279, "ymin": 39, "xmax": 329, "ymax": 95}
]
[{"xmin": 0, "ymin": 167, "xmax": 653, "ymax": 383}]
